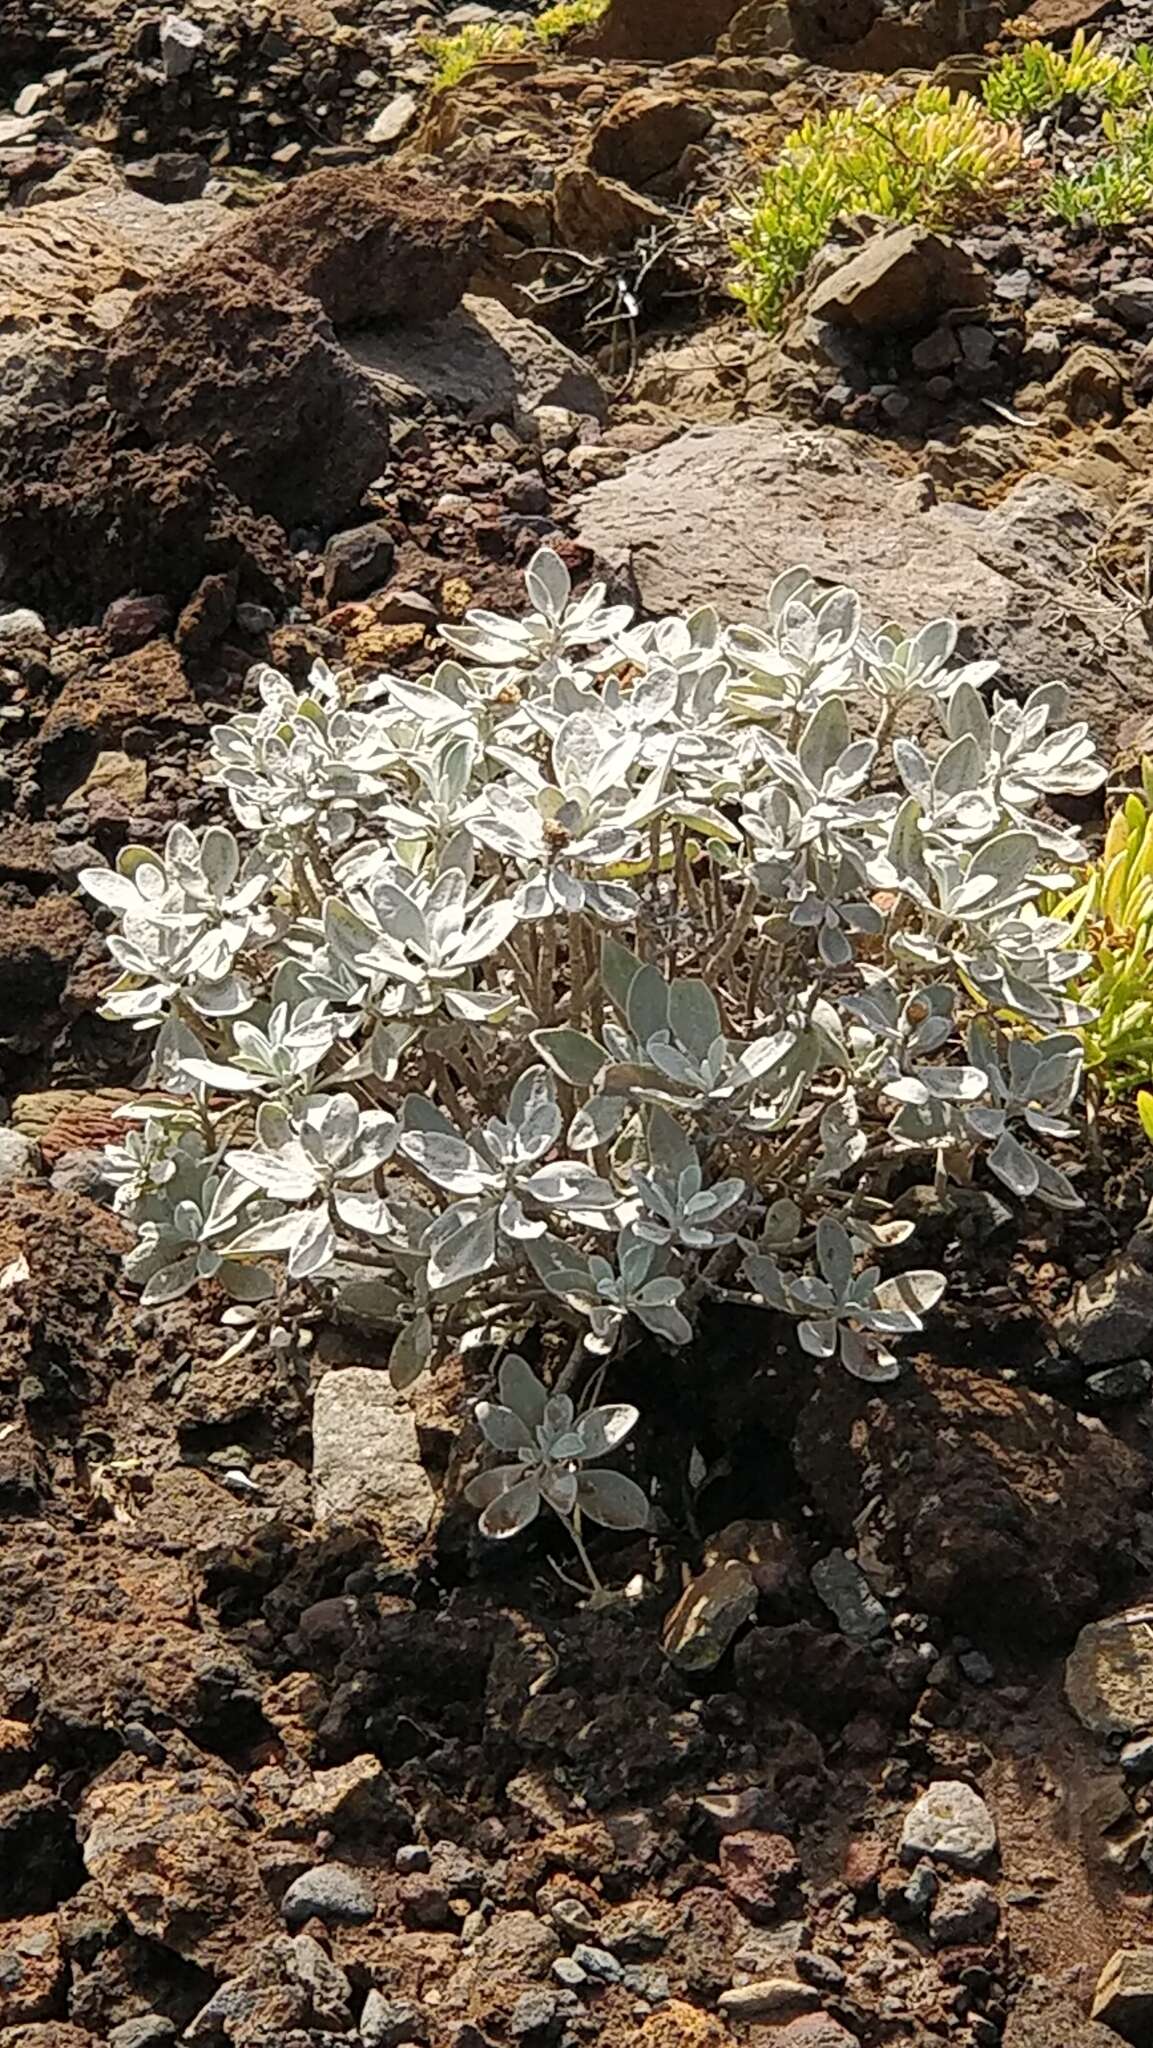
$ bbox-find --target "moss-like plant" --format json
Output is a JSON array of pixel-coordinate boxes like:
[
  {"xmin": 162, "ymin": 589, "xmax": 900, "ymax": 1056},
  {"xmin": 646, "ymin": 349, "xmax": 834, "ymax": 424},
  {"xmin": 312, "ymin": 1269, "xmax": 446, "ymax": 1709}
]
[
  {"xmin": 983, "ymin": 28, "xmax": 1153, "ymax": 123},
  {"xmin": 732, "ymin": 86, "xmax": 1020, "ymax": 331},
  {"xmin": 535, "ymin": 0, "xmax": 609, "ymax": 44},
  {"xmin": 421, "ymin": 19, "xmax": 525, "ymax": 91}
]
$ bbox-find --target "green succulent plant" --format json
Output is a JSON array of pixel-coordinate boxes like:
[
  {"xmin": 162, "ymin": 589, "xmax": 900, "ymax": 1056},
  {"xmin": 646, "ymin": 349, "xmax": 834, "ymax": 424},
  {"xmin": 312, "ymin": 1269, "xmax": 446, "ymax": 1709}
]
[
  {"xmin": 983, "ymin": 28, "xmax": 1153, "ymax": 123},
  {"xmin": 535, "ymin": 0, "xmax": 609, "ymax": 44},
  {"xmin": 1041, "ymin": 105, "xmax": 1153, "ymax": 223},
  {"xmin": 421, "ymin": 19, "xmax": 526, "ymax": 91},
  {"xmin": 732, "ymin": 86, "xmax": 1020, "ymax": 331}
]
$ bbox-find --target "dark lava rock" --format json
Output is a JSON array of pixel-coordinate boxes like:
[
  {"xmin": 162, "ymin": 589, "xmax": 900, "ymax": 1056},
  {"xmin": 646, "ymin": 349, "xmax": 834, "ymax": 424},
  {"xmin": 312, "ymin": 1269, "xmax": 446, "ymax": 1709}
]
[
  {"xmin": 106, "ymin": 255, "xmax": 391, "ymax": 531},
  {"xmin": 322, "ymin": 521, "xmax": 395, "ymax": 603},
  {"xmin": 929, "ymin": 1878, "xmax": 1000, "ymax": 1946},
  {"xmin": 122, "ymin": 152, "xmax": 210, "ymax": 202},
  {"xmin": 0, "ymin": 435, "xmax": 298, "ymax": 614},
  {"xmin": 793, "ymin": 1361, "xmax": 1147, "ymax": 1639},
  {"xmin": 216, "ymin": 164, "xmax": 484, "ymax": 327}
]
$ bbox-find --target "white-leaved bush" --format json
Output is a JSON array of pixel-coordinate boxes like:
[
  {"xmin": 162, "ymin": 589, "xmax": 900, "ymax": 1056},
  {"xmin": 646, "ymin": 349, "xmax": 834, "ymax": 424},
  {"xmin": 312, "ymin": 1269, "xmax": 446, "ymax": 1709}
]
[{"xmin": 88, "ymin": 550, "xmax": 1105, "ymax": 1578}]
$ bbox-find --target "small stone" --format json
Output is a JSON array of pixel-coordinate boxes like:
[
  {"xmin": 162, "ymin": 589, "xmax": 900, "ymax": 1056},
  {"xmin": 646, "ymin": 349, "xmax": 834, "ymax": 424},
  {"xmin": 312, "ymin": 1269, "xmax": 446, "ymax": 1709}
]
[
  {"xmin": 312, "ymin": 1368, "xmax": 435, "ymax": 1565},
  {"xmin": 1121, "ymin": 1736, "xmax": 1153, "ymax": 1781},
  {"xmin": 572, "ymin": 1944, "xmax": 623, "ymax": 1982},
  {"xmin": 533, "ymin": 406, "xmax": 581, "ymax": 449},
  {"xmin": 960, "ymin": 1650, "xmax": 995, "ymax": 1685},
  {"xmin": 109, "ymin": 2023, "xmax": 178, "ymax": 2048},
  {"xmin": 236, "ymin": 603, "xmax": 276, "ymax": 635},
  {"xmin": 810, "ymin": 1549, "xmax": 888, "ymax": 1641},
  {"xmin": 123, "ymin": 151, "xmax": 209, "ymax": 201},
  {"xmin": 718, "ymin": 1979, "xmax": 820, "ymax": 2022},
  {"xmin": 900, "ymin": 1782, "xmax": 997, "ymax": 1871},
  {"xmin": 1066, "ymin": 1610, "xmax": 1153, "ymax": 1735},
  {"xmin": 733, "ymin": 1924, "xmax": 811, "ymax": 1974},
  {"xmin": 511, "ymin": 1989, "xmax": 560, "ymax": 2038},
  {"xmin": 322, "ymin": 522, "xmax": 395, "ymax": 605},
  {"xmin": 958, "ymin": 324, "xmax": 997, "ymax": 369},
  {"xmin": 367, "ymin": 92, "xmax": 418, "ymax": 145},
  {"xmin": 719, "ymin": 1831, "xmax": 801, "ymax": 1921},
  {"xmin": 50, "ymin": 1148, "xmax": 112, "ymax": 1198},
  {"xmin": 549, "ymin": 1897, "xmax": 599, "ymax": 1942},
  {"xmin": 794, "ymin": 1954, "xmax": 845, "ymax": 1995},
  {"xmin": 361, "ymin": 1991, "xmax": 425, "ymax": 2047},
  {"xmin": 103, "ymin": 594, "xmax": 170, "ymax": 647},
  {"xmin": 0, "ymin": 1128, "xmax": 40, "ymax": 1187},
  {"xmin": 662, "ymin": 1558, "xmax": 757, "ymax": 1671},
  {"xmin": 281, "ymin": 1862, "xmax": 375, "ymax": 1927},
  {"xmin": 769, "ymin": 2023, "xmax": 857, "ymax": 2048},
  {"xmin": 0, "ymin": 607, "xmax": 46, "ymax": 641},
  {"xmin": 901, "ymin": 1861, "xmax": 938, "ymax": 1917},
  {"xmin": 929, "ymin": 1878, "xmax": 1000, "ymax": 1947},
  {"xmin": 1103, "ymin": 280, "xmax": 1153, "ymax": 329},
  {"xmin": 503, "ymin": 473, "xmax": 551, "ymax": 516},
  {"xmin": 911, "ymin": 326, "xmax": 960, "ymax": 374},
  {"xmin": 994, "ymin": 267, "xmax": 1032, "ymax": 303},
  {"xmin": 473, "ymin": 1912, "xmax": 560, "ymax": 1981},
  {"xmin": 1092, "ymin": 1949, "xmax": 1153, "ymax": 2035},
  {"xmin": 552, "ymin": 1957, "xmax": 587, "ymax": 1989},
  {"xmin": 396, "ymin": 1844, "xmax": 431, "ymax": 1874},
  {"xmin": 159, "ymin": 13, "xmax": 204, "ymax": 77}
]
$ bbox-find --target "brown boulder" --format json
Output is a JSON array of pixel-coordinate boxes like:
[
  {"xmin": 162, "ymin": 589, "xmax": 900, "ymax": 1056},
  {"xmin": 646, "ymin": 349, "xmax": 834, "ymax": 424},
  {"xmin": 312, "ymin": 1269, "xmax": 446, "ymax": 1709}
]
[
  {"xmin": 0, "ymin": 177, "xmax": 226, "ymax": 331},
  {"xmin": 806, "ymin": 226, "xmax": 990, "ymax": 333},
  {"xmin": 217, "ymin": 164, "xmax": 483, "ymax": 327},
  {"xmin": 590, "ymin": 88, "xmax": 714, "ymax": 191},
  {"xmin": 586, "ymin": 0, "xmax": 744, "ymax": 60},
  {"xmin": 38, "ymin": 640, "xmax": 202, "ymax": 766},
  {"xmin": 0, "ymin": 899, "xmax": 92, "ymax": 1056},
  {"xmin": 552, "ymin": 167, "xmax": 669, "ymax": 253},
  {"xmin": 78, "ymin": 1758, "xmax": 276, "ymax": 1970},
  {"xmin": 106, "ymin": 254, "xmax": 391, "ymax": 530},
  {"xmin": 0, "ymin": 436, "xmax": 298, "ymax": 614},
  {"xmin": 793, "ymin": 1361, "xmax": 1147, "ymax": 1639},
  {"xmin": 0, "ymin": 1917, "xmax": 64, "ymax": 2029}
]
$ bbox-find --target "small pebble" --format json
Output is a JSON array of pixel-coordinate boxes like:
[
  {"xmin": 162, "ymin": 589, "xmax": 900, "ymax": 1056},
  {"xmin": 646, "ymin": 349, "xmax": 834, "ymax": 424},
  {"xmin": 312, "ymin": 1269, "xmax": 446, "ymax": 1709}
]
[
  {"xmin": 281, "ymin": 1861, "xmax": 375, "ymax": 1927},
  {"xmin": 396, "ymin": 1843, "xmax": 431, "ymax": 1874},
  {"xmin": 572, "ymin": 1944, "xmax": 623, "ymax": 1983}
]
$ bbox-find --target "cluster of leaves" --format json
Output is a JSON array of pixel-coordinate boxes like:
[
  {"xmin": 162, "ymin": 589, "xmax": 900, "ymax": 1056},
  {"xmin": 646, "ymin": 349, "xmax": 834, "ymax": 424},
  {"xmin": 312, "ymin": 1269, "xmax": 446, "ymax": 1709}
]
[
  {"xmin": 984, "ymin": 29, "xmax": 1153, "ymax": 122},
  {"xmin": 535, "ymin": 0, "xmax": 609, "ymax": 45},
  {"xmin": 89, "ymin": 550, "xmax": 1108, "ymax": 1572},
  {"xmin": 732, "ymin": 87, "xmax": 1021, "ymax": 331},
  {"xmin": 422, "ymin": 0, "xmax": 607, "ymax": 90},
  {"xmin": 1052, "ymin": 760, "xmax": 1153, "ymax": 1104},
  {"xmin": 732, "ymin": 33, "xmax": 1153, "ymax": 325},
  {"xmin": 421, "ymin": 20, "xmax": 526, "ymax": 90},
  {"xmin": 1042, "ymin": 105, "xmax": 1153, "ymax": 224}
]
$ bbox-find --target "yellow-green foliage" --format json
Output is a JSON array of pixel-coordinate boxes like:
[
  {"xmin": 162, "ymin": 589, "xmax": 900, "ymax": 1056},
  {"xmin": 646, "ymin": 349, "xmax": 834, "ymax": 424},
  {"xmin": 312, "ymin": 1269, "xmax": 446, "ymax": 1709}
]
[
  {"xmin": 1055, "ymin": 764, "xmax": 1153, "ymax": 1099},
  {"xmin": 421, "ymin": 19, "xmax": 525, "ymax": 90},
  {"xmin": 983, "ymin": 28, "xmax": 1153, "ymax": 122},
  {"xmin": 1042, "ymin": 105, "xmax": 1153, "ymax": 223},
  {"xmin": 422, "ymin": 0, "xmax": 606, "ymax": 83},
  {"xmin": 535, "ymin": 0, "xmax": 609, "ymax": 44},
  {"xmin": 732, "ymin": 86, "xmax": 1020, "ymax": 332}
]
